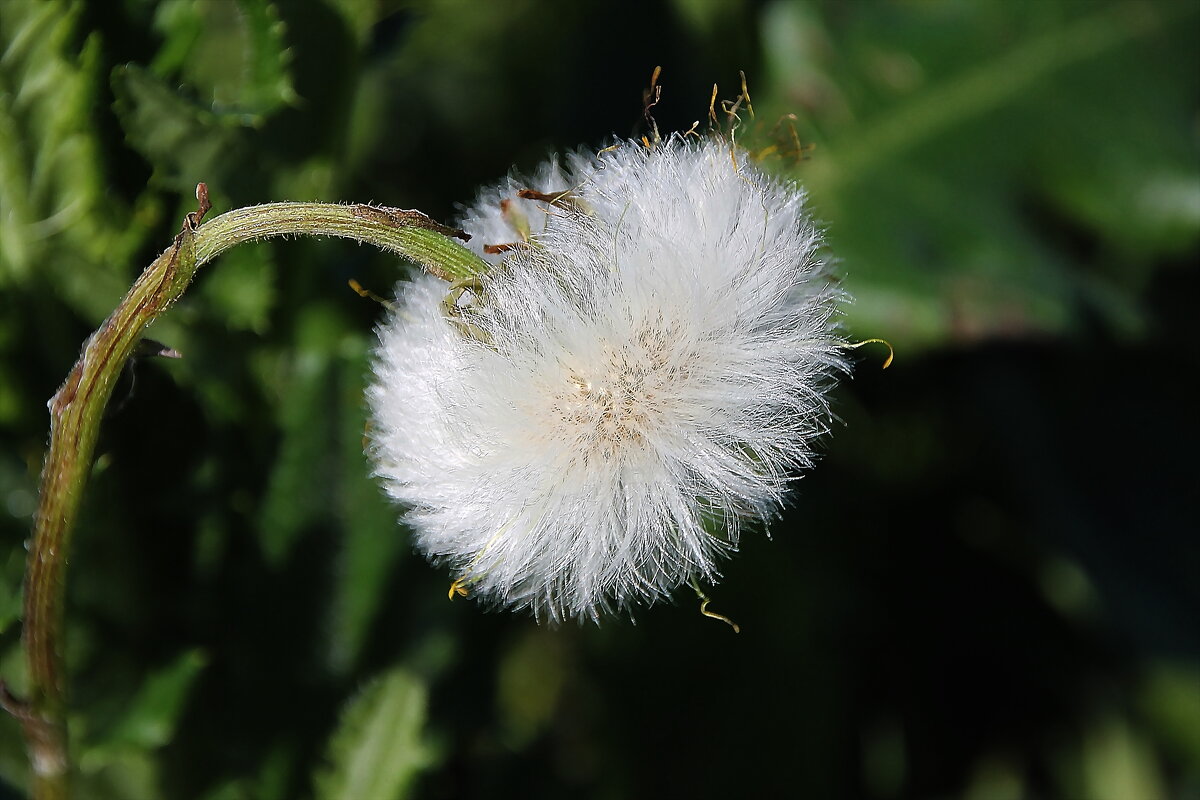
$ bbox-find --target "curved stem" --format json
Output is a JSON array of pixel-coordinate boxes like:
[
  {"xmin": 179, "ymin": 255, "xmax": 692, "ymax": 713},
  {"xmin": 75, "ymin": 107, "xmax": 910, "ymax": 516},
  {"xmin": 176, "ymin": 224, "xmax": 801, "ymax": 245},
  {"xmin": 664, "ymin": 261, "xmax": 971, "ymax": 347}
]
[
  {"xmin": 8, "ymin": 185, "xmax": 486, "ymax": 798},
  {"xmin": 192, "ymin": 200, "xmax": 485, "ymax": 280},
  {"xmin": 798, "ymin": 1, "xmax": 1176, "ymax": 195}
]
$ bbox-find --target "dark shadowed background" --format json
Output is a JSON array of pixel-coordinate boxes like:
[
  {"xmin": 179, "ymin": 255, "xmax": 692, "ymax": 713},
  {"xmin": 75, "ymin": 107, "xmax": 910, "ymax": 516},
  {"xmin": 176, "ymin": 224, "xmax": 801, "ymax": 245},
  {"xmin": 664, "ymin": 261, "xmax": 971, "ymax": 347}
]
[{"xmin": 1, "ymin": 1, "xmax": 1197, "ymax": 798}]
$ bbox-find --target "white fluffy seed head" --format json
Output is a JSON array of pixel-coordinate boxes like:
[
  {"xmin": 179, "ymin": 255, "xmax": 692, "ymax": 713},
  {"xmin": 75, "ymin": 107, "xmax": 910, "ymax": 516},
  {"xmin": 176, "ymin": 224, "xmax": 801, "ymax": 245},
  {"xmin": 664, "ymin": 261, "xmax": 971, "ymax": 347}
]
[{"xmin": 367, "ymin": 136, "xmax": 849, "ymax": 622}]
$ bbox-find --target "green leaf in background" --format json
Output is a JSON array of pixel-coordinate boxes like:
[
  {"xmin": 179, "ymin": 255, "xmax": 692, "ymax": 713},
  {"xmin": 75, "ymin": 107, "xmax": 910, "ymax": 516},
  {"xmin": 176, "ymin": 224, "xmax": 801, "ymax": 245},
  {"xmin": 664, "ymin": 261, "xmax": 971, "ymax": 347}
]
[
  {"xmin": 312, "ymin": 668, "xmax": 435, "ymax": 800},
  {"xmin": 0, "ymin": 0, "xmax": 103, "ymax": 282},
  {"xmin": 66, "ymin": 649, "xmax": 208, "ymax": 800},
  {"xmin": 0, "ymin": 640, "xmax": 29, "ymax": 793},
  {"xmin": 496, "ymin": 628, "xmax": 569, "ymax": 748},
  {"xmin": 0, "ymin": 546, "xmax": 25, "ymax": 636},
  {"xmin": 0, "ymin": 0, "xmax": 146, "ymax": 320},
  {"xmin": 257, "ymin": 305, "xmax": 347, "ymax": 566},
  {"xmin": 112, "ymin": 1, "xmax": 300, "ymax": 199},
  {"xmin": 1075, "ymin": 715, "xmax": 1168, "ymax": 800},
  {"xmin": 194, "ymin": 742, "xmax": 294, "ymax": 800},
  {"xmin": 759, "ymin": 0, "xmax": 1200, "ymax": 350},
  {"xmin": 112, "ymin": 64, "xmax": 246, "ymax": 193},
  {"xmin": 327, "ymin": 334, "xmax": 408, "ymax": 676},
  {"xmin": 82, "ymin": 648, "xmax": 208, "ymax": 756},
  {"xmin": 150, "ymin": 0, "xmax": 298, "ymax": 124},
  {"xmin": 195, "ymin": 242, "xmax": 278, "ymax": 334},
  {"xmin": 323, "ymin": 0, "xmax": 385, "ymax": 47},
  {"xmin": 1139, "ymin": 660, "xmax": 1200, "ymax": 780}
]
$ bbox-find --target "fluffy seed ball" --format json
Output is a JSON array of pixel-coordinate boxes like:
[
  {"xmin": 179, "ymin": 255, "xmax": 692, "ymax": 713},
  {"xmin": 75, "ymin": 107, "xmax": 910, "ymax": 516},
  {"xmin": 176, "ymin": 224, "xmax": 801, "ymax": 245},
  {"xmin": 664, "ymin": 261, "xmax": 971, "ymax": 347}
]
[{"xmin": 367, "ymin": 136, "xmax": 848, "ymax": 621}]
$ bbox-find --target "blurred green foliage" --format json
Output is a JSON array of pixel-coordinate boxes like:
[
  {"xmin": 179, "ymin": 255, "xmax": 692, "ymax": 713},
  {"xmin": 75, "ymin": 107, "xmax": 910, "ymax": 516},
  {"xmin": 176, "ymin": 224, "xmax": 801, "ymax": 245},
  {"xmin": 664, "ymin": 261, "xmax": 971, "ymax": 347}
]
[{"xmin": 1, "ymin": 0, "xmax": 1197, "ymax": 798}]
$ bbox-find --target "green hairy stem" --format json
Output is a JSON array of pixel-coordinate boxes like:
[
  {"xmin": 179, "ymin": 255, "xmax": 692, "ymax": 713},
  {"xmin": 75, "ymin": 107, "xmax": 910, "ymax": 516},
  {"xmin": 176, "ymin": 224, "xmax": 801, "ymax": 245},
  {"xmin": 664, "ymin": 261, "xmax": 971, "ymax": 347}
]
[{"xmin": 0, "ymin": 185, "xmax": 486, "ymax": 799}]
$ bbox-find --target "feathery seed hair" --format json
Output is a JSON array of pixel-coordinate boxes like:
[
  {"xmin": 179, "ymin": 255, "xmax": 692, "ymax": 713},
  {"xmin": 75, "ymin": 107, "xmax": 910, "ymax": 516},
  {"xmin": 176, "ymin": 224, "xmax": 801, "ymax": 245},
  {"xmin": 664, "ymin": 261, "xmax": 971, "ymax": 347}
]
[{"xmin": 367, "ymin": 135, "xmax": 848, "ymax": 621}]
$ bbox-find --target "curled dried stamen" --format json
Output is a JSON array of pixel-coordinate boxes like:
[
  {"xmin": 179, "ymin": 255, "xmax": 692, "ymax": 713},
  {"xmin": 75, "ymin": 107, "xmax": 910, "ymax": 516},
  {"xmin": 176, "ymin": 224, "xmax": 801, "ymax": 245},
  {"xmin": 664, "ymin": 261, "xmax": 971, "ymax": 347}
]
[
  {"xmin": 483, "ymin": 242, "xmax": 524, "ymax": 255},
  {"xmin": 517, "ymin": 188, "xmax": 590, "ymax": 213},
  {"xmin": 692, "ymin": 579, "xmax": 741, "ymax": 634},
  {"xmin": 349, "ymin": 278, "xmax": 393, "ymax": 309},
  {"xmin": 846, "ymin": 338, "xmax": 894, "ymax": 369}
]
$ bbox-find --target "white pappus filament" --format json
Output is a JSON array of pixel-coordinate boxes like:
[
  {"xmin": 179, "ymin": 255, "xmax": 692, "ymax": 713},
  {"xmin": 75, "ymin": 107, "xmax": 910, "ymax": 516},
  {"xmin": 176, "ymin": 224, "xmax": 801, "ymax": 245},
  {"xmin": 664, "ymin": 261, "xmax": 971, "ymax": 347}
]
[{"xmin": 367, "ymin": 135, "xmax": 849, "ymax": 622}]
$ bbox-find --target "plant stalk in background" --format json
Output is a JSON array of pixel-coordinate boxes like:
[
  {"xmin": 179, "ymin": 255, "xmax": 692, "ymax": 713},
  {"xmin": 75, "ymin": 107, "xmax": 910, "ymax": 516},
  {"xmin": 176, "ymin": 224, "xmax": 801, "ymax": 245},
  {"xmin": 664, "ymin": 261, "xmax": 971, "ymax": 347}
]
[{"xmin": 0, "ymin": 184, "xmax": 486, "ymax": 799}]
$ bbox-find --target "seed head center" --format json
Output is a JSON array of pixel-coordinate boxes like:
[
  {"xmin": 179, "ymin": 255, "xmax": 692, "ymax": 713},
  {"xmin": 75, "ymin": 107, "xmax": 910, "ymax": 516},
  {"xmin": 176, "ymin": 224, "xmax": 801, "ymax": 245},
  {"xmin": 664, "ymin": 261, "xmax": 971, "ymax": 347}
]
[{"xmin": 552, "ymin": 328, "xmax": 681, "ymax": 459}]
